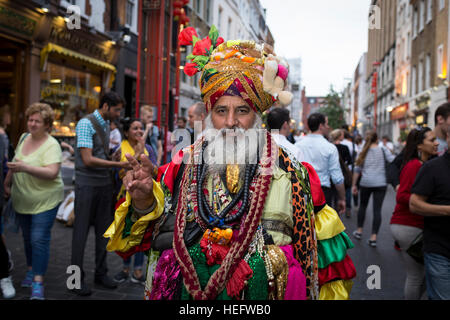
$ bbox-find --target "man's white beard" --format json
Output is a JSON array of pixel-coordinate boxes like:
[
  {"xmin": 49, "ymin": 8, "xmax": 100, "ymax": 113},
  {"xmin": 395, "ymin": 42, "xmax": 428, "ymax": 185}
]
[{"xmin": 202, "ymin": 114, "xmax": 265, "ymax": 175}]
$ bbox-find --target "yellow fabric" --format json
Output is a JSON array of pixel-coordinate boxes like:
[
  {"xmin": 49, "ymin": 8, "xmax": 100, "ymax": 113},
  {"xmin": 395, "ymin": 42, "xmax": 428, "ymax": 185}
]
[
  {"xmin": 119, "ymin": 139, "xmax": 148, "ymax": 162},
  {"xmin": 315, "ymin": 205, "xmax": 346, "ymax": 241},
  {"xmin": 117, "ymin": 140, "xmax": 149, "ymax": 198},
  {"xmin": 104, "ymin": 180, "xmax": 164, "ymax": 253},
  {"xmin": 261, "ymin": 166, "xmax": 293, "ymax": 246},
  {"xmin": 12, "ymin": 134, "xmax": 64, "ymax": 214},
  {"xmin": 319, "ymin": 280, "xmax": 353, "ymax": 300}
]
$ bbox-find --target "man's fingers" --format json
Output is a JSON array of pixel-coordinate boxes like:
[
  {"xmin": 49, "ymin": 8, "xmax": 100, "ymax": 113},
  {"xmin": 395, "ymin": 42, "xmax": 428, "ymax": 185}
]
[
  {"xmin": 140, "ymin": 154, "xmax": 154, "ymax": 173},
  {"xmin": 125, "ymin": 153, "xmax": 140, "ymax": 171}
]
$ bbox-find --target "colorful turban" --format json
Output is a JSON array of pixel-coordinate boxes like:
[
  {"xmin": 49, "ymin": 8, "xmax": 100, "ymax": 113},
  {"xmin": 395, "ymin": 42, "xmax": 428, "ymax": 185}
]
[{"xmin": 179, "ymin": 26, "xmax": 293, "ymax": 114}]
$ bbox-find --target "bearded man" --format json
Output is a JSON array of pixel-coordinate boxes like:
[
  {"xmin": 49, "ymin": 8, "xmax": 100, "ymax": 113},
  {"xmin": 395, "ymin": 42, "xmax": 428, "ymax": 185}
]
[{"xmin": 104, "ymin": 30, "xmax": 355, "ymax": 300}]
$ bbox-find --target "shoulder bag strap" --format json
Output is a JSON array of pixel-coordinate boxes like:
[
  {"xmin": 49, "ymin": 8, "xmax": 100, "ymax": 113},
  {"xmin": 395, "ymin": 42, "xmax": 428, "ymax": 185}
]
[{"xmin": 86, "ymin": 114, "xmax": 111, "ymax": 159}]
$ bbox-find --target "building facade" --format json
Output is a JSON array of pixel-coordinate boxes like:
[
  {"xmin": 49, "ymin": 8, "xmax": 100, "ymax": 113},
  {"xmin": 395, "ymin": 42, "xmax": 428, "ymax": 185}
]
[
  {"xmin": 364, "ymin": 0, "xmax": 397, "ymax": 139},
  {"xmin": 0, "ymin": 0, "xmax": 120, "ymax": 145},
  {"xmin": 287, "ymin": 57, "xmax": 302, "ymax": 129},
  {"xmin": 409, "ymin": 0, "xmax": 449, "ymax": 131}
]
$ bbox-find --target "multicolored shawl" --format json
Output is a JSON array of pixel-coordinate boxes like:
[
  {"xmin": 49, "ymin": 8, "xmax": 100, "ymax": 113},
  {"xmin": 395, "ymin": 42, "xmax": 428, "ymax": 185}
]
[{"xmin": 278, "ymin": 149, "xmax": 319, "ymax": 300}]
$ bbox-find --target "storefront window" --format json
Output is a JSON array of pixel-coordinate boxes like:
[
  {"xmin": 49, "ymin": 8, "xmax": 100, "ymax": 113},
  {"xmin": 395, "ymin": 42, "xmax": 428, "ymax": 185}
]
[{"xmin": 40, "ymin": 62, "xmax": 101, "ymax": 137}]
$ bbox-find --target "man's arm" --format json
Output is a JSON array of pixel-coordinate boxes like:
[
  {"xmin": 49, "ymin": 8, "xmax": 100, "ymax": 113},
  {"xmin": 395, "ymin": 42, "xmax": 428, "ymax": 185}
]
[
  {"xmin": 409, "ymin": 194, "xmax": 450, "ymax": 217},
  {"xmin": 80, "ymin": 148, "xmax": 129, "ymax": 169}
]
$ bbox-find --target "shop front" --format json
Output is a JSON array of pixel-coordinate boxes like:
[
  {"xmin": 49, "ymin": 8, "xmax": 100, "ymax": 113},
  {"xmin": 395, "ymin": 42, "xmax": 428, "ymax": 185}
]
[
  {"xmin": 414, "ymin": 93, "xmax": 431, "ymax": 128},
  {"xmin": 390, "ymin": 103, "xmax": 411, "ymax": 143},
  {"xmin": 0, "ymin": 0, "xmax": 42, "ymax": 144},
  {"xmin": 40, "ymin": 20, "xmax": 118, "ymax": 143}
]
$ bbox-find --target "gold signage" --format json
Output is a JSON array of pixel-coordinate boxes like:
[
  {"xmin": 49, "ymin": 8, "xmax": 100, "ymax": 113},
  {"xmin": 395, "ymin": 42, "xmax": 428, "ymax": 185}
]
[
  {"xmin": 391, "ymin": 103, "xmax": 408, "ymax": 121},
  {"xmin": 49, "ymin": 25, "xmax": 109, "ymax": 61},
  {"xmin": 0, "ymin": 6, "xmax": 36, "ymax": 37}
]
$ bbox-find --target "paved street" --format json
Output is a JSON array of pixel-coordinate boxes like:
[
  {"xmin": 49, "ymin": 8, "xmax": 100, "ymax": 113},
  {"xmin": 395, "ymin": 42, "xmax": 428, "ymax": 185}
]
[
  {"xmin": 1, "ymin": 171, "xmax": 406, "ymax": 300},
  {"xmin": 345, "ymin": 185, "xmax": 405, "ymax": 300}
]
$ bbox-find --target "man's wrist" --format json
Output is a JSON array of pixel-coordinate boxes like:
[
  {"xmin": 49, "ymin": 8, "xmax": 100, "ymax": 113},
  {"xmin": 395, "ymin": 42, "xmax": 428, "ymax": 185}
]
[{"xmin": 132, "ymin": 197, "xmax": 155, "ymax": 212}]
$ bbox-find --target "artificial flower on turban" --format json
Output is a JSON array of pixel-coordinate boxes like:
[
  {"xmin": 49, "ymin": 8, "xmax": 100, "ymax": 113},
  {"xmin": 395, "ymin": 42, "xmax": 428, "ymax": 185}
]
[{"xmin": 179, "ymin": 25, "xmax": 293, "ymax": 114}]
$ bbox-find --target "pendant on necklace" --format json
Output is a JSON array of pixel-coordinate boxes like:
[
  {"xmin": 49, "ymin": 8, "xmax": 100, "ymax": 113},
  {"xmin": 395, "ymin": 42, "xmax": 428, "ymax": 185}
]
[{"xmin": 226, "ymin": 164, "xmax": 240, "ymax": 194}]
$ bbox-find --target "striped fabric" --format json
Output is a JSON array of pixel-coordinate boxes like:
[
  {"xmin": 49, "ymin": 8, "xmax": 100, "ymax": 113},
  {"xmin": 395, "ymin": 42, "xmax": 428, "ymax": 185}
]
[{"xmin": 355, "ymin": 146, "xmax": 395, "ymax": 188}]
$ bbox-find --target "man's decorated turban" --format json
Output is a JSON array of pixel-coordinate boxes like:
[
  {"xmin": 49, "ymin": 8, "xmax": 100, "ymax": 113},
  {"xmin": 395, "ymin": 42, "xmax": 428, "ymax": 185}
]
[{"xmin": 179, "ymin": 25, "xmax": 293, "ymax": 114}]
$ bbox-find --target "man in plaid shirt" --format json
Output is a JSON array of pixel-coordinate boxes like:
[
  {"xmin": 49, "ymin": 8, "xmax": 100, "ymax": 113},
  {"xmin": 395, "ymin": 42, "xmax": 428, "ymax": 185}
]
[{"xmin": 70, "ymin": 91, "xmax": 130, "ymax": 296}]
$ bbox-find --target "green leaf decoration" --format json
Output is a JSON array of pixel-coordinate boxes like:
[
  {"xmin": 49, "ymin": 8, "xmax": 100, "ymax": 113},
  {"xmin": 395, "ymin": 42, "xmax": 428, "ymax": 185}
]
[
  {"xmin": 192, "ymin": 35, "xmax": 200, "ymax": 46},
  {"xmin": 209, "ymin": 25, "xmax": 219, "ymax": 46},
  {"xmin": 186, "ymin": 54, "xmax": 195, "ymax": 61},
  {"xmin": 193, "ymin": 55, "xmax": 209, "ymax": 67}
]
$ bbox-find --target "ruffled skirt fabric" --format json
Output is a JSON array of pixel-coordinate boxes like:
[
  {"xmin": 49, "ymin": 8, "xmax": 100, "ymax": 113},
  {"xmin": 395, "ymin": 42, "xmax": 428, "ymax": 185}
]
[{"xmin": 315, "ymin": 205, "xmax": 356, "ymax": 300}]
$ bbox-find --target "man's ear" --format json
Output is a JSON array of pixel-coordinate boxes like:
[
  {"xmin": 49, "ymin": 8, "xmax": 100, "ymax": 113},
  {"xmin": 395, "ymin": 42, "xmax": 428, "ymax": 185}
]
[{"xmin": 101, "ymin": 103, "xmax": 109, "ymax": 111}]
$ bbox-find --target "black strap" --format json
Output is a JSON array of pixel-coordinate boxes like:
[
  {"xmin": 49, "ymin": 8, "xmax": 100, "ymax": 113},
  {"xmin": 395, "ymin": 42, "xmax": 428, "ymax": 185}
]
[{"xmin": 86, "ymin": 114, "xmax": 111, "ymax": 160}]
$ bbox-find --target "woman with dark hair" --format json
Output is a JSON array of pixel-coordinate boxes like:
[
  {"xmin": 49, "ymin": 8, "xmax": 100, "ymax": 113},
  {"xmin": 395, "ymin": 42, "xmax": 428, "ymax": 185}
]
[
  {"xmin": 112, "ymin": 118, "xmax": 158, "ymax": 285},
  {"xmin": 351, "ymin": 130, "xmax": 395, "ymax": 247},
  {"xmin": 390, "ymin": 127, "xmax": 439, "ymax": 299}
]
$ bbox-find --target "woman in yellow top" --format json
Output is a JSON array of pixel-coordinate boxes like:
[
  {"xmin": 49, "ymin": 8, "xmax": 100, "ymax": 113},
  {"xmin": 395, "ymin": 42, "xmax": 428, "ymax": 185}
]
[
  {"xmin": 112, "ymin": 118, "xmax": 157, "ymax": 285},
  {"xmin": 4, "ymin": 103, "xmax": 63, "ymax": 300}
]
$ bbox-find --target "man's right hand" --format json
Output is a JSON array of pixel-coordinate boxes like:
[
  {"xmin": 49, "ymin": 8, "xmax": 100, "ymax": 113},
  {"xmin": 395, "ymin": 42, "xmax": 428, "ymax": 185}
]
[{"xmin": 123, "ymin": 153, "xmax": 155, "ymax": 210}]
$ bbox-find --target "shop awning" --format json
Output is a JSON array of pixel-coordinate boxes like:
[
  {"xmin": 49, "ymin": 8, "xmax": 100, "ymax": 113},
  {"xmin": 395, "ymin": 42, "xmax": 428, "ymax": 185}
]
[{"xmin": 40, "ymin": 43, "xmax": 116, "ymax": 73}]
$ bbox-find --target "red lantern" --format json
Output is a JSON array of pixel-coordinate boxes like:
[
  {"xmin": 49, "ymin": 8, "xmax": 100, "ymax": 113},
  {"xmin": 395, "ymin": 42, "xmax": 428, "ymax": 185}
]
[
  {"xmin": 174, "ymin": 8, "xmax": 182, "ymax": 17},
  {"xmin": 173, "ymin": 0, "xmax": 183, "ymax": 8}
]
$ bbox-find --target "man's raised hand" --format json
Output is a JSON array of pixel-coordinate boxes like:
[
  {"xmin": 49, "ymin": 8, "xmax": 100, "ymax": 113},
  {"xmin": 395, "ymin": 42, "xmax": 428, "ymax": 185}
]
[{"xmin": 123, "ymin": 153, "xmax": 155, "ymax": 210}]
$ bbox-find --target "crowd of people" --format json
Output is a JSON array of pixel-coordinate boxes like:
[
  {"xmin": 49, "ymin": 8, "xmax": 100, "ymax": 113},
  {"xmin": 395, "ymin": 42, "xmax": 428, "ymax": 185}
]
[{"xmin": 0, "ymin": 28, "xmax": 449, "ymax": 301}]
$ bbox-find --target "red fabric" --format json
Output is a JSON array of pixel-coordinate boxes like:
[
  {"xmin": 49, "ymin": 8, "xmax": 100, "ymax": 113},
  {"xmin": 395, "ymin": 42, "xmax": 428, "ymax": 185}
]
[
  {"xmin": 390, "ymin": 159, "xmax": 424, "ymax": 229},
  {"xmin": 116, "ymin": 224, "xmax": 155, "ymax": 261},
  {"xmin": 114, "ymin": 197, "xmax": 126, "ymax": 210},
  {"xmin": 199, "ymin": 237, "xmax": 253, "ymax": 299},
  {"xmin": 157, "ymin": 149, "xmax": 185, "ymax": 194},
  {"xmin": 301, "ymin": 162, "xmax": 326, "ymax": 207},
  {"xmin": 318, "ymin": 255, "xmax": 356, "ymax": 286}
]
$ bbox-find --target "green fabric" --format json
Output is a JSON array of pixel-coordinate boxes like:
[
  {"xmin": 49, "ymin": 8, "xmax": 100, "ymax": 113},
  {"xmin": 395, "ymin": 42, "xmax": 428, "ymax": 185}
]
[
  {"xmin": 122, "ymin": 207, "xmax": 134, "ymax": 239},
  {"xmin": 181, "ymin": 243, "xmax": 268, "ymax": 300},
  {"xmin": 11, "ymin": 134, "xmax": 64, "ymax": 214},
  {"xmin": 318, "ymin": 232, "xmax": 354, "ymax": 269}
]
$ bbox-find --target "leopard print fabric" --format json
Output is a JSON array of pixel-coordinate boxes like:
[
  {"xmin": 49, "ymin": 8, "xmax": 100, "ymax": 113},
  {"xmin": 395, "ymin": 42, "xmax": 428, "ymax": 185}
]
[{"xmin": 279, "ymin": 148, "xmax": 319, "ymax": 300}]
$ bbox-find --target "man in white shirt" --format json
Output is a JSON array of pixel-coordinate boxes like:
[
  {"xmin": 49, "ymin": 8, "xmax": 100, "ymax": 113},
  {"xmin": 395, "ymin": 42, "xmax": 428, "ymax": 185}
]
[
  {"xmin": 266, "ymin": 107, "xmax": 304, "ymax": 162},
  {"xmin": 295, "ymin": 113, "xmax": 346, "ymax": 214},
  {"xmin": 378, "ymin": 135, "xmax": 394, "ymax": 154}
]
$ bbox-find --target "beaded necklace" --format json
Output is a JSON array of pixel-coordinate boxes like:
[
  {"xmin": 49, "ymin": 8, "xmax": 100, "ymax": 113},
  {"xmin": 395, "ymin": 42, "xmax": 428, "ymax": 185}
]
[{"xmin": 196, "ymin": 142, "xmax": 259, "ymax": 230}]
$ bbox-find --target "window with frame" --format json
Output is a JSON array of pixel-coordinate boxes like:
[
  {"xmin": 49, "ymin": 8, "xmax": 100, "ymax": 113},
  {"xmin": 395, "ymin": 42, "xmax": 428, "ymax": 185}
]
[
  {"xmin": 425, "ymin": 54, "xmax": 431, "ymax": 89},
  {"xmin": 419, "ymin": 0, "xmax": 425, "ymax": 32},
  {"xmin": 413, "ymin": 8, "xmax": 418, "ymax": 38},
  {"xmin": 427, "ymin": 0, "xmax": 432, "ymax": 23},
  {"xmin": 437, "ymin": 44, "xmax": 444, "ymax": 78},
  {"xmin": 418, "ymin": 60, "xmax": 423, "ymax": 92},
  {"xmin": 439, "ymin": 0, "xmax": 445, "ymax": 11},
  {"xmin": 126, "ymin": 0, "xmax": 134, "ymax": 26},
  {"xmin": 411, "ymin": 66, "xmax": 416, "ymax": 96}
]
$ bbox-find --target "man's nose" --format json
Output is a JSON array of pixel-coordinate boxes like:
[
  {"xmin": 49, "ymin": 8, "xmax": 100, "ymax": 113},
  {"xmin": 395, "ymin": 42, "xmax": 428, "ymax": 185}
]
[{"xmin": 225, "ymin": 111, "xmax": 237, "ymax": 128}]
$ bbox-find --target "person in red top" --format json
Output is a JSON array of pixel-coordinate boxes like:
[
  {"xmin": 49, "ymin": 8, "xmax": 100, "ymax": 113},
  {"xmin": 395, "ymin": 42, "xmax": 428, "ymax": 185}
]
[{"xmin": 390, "ymin": 127, "xmax": 439, "ymax": 300}]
